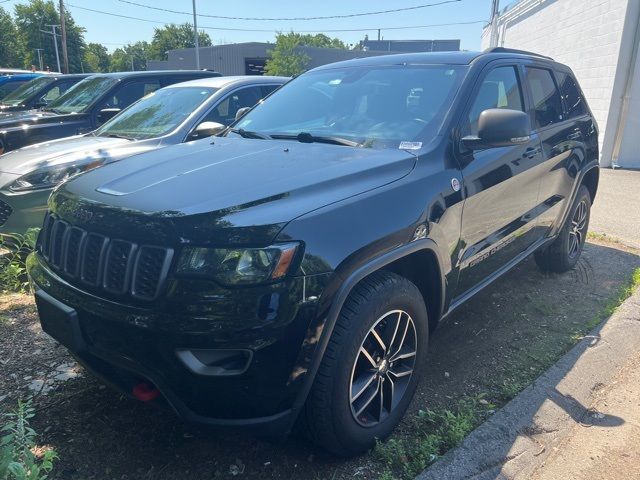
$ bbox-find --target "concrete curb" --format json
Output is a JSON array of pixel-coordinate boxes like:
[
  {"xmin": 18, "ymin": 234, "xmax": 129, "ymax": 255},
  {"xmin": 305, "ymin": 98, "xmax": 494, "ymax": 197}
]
[{"xmin": 417, "ymin": 286, "xmax": 640, "ymax": 480}]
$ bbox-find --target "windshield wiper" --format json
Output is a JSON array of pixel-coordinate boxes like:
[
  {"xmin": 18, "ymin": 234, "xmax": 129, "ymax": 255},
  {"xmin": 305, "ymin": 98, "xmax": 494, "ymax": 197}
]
[
  {"xmin": 228, "ymin": 128, "xmax": 271, "ymax": 140},
  {"xmin": 105, "ymin": 133, "xmax": 137, "ymax": 141},
  {"xmin": 271, "ymin": 132, "xmax": 361, "ymax": 147}
]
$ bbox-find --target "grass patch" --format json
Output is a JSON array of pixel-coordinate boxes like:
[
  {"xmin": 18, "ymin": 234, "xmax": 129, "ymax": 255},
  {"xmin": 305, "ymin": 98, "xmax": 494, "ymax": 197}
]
[
  {"xmin": 0, "ymin": 230, "xmax": 38, "ymax": 295},
  {"xmin": 374, "ymin": 396, "xmax": 494, "ymax": 479},
  {"xmin": 0, "ymin": 400, "xmax": 57, "ymax": 479}
]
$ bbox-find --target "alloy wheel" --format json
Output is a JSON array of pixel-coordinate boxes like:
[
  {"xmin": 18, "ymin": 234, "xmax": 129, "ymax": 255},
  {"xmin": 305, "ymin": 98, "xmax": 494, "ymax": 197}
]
[
  {"xmin": 349, "ymin": 309, "xmax": 417, "ymax": 427},
  {"xmin": 568, "ymin": 199, "xmax": 588, "ymax": 259}
]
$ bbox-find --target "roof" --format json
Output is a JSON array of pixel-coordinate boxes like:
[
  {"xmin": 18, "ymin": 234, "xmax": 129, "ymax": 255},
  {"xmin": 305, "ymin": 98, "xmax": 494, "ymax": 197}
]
[
  {"xmin": 164, "ymin": 75, "xmax": 290, "ymax": 89},
  {"xmin": 84, "ymin": 70, "xmax": 222, "ymax": 80},
  {"xmin": 314, "ymin": 48, "xmax": 559, "ymax": 71},
  {"xmin": 313, "ymin": 51, "xmax": 482, "ymax": 70}
]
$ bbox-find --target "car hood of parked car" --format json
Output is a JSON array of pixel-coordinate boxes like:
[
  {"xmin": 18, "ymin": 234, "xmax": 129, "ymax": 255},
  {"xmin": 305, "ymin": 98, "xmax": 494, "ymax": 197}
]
[
  {"xmin": 0, "ymin": 109, "xmax": 83, "ymax": 130},
  {"xmin": 52, "ymin": 136, "xmax": 418, "ymax": 245},
  {"xmin": 0, "ymin": 135, "xmax": 157, "ymax": 176}
]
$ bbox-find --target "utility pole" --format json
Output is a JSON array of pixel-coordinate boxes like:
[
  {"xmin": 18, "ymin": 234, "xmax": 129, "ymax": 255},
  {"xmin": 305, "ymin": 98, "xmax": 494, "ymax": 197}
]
[
  {"xmin": 59, "ymin": 0, "xmax": 69, "ymax": 73},
  {"xmin": 131, "ymin": 56, "xmax": 135, "ymax": 71},
  {"xmin": 35, "ymin": 49, "xmax": 44, "ymax": 70},
  {"xmin": 489, "ymin": 0, "xmax": 501, "ymax": 48},
  {"xmin": 44, "ymin": 24, "xmax": 62, "ymax": 73},
  {"xmin": 192, "ymin": 0, "xmax": 200, "ymax": 69}
]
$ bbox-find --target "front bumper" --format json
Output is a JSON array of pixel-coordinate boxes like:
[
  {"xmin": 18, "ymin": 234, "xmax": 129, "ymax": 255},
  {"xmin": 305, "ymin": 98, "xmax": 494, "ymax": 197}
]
[
  {"xmin": 27, "ymin": 252, "xmax": 331, "ymax": 431},
  {"xmin": 0, "ymin": 188, "xmax": 50, "ymax": 237}
]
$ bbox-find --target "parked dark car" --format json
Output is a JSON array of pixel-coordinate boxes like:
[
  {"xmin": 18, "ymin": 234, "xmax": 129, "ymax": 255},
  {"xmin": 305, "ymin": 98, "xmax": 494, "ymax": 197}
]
[
  {"xmin": 0, "ymin": 73, "xmax": 44, "ymax": 100},
  {"xmin": 28, "ymin": 48, "xmax": 599, "ymax": 456},
  {"xmin": 0, "ymin": 74, "xmax": 89, "ymax": 112},
  {"xmin": 0, "ymin": 70, "xmax": 221, "ymax": 154},
  {"xmin": 0, "ymin": 75, "xmax": 287, "ymax": 236}
]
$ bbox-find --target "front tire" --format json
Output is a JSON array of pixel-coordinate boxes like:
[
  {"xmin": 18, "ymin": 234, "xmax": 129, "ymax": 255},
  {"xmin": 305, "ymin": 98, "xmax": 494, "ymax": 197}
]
[
  {"xmin": 302, "ymin": 271, "xmax": 428, "ymax": 456},
  {"xmin": 534, "ymin": 184, "xmax": 591, "ymax": 273}
]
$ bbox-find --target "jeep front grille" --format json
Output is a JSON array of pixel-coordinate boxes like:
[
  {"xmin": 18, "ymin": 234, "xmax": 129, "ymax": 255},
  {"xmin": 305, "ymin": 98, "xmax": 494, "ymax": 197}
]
[{"xmin": 38, "ymin": 213, "xmax": 173, "ymax": 301}]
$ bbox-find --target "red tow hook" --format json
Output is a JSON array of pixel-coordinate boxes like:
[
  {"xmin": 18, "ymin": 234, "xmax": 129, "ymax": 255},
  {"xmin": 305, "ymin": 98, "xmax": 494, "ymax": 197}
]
[{"xmin": 132, "ymin": 382, "xmax": 160, "ymax": 402}]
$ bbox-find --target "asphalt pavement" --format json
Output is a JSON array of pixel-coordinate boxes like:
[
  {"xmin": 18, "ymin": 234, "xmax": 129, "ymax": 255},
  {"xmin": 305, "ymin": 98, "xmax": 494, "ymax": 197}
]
[{"xmin": 590, "ymin": 167, "xmax": 640, "ymax": 248}]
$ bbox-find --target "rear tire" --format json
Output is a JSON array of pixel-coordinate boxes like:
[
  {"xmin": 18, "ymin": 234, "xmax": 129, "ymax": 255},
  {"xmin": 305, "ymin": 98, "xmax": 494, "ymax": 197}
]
[
  {"xmin": 534, "ymin": 184, "xmax": 591, "ymax": 273},
  {"xmin": 302, "ymin": 271, "xmax": 428, "ymax": 456}
]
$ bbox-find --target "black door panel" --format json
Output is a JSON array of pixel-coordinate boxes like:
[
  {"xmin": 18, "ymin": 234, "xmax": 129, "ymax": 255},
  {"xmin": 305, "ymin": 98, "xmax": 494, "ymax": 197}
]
[{"xmin": 454, "ymin": 64, "xmax": 545, "ymax": 298}]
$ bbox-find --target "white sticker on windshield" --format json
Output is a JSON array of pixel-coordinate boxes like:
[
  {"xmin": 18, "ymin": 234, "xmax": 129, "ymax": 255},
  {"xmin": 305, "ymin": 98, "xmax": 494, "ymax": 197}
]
[{"xmin": 399, "ymin": 141, "xmax": 422, "ymax": 150}]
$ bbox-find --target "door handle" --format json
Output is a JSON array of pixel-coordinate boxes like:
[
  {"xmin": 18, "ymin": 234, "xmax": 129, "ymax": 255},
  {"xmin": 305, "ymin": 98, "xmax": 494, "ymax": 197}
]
[{"xmin": 523, "ymin": 147, "xmax": 541, "ymax": 159}]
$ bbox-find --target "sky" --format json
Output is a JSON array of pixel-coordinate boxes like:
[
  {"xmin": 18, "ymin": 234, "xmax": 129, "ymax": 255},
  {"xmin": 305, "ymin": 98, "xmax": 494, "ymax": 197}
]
[{"xmin": 2, "ymin": 0, "xmax": 494, "ymax": 52}]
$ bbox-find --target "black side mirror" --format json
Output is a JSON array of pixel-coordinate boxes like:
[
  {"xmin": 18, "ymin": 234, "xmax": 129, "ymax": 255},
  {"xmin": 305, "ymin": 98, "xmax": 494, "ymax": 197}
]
[
  {"xmin": 97, "ymin": 107, "xmax": 121, "ymax": 124},
  {"xmin": 235, "ymin": 107, "xmax": 251, "ymax": 121},
  {"xmin": 462, "ymin": 109, "xmax": 531, "ymax": 150}
]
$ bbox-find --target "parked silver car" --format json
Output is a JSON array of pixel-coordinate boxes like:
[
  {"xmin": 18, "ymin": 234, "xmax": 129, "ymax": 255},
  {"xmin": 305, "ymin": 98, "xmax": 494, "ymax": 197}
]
[{"xmin": 0, "ymin": 75, "xmax": 288, "ymax": 236}]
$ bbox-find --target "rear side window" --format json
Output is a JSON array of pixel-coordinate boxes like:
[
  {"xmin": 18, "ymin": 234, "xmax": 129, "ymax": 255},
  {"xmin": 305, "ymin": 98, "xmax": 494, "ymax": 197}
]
[
  {"xmin": 556, "ymin": 71, "xmax": 587, "ymax": 118},
  {"xmin": 467, "ymin": 66, "xmax": 524, "ymax": 135},
  {"xmin": 525, "ymin": 67, "xmax": 563, "ymax": 129}
]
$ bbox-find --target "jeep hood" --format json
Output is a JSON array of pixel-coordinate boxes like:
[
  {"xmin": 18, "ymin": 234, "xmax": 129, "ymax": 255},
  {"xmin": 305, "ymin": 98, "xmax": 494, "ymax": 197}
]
[
  {"xmin": 0, "ymin": 135, "xmax": 155, "ymax": 175},
  {"xmin": 53, "ymin": 136, "xmax": 417, "ymax": 245}
]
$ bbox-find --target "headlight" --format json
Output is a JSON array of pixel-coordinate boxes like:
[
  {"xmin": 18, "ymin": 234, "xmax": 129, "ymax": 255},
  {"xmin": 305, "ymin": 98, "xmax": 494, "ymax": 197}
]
[
  {"xmin": 176, "ymin": 243, "xmax": 299, "ymax": 285},
  {"xmin": 8, "ymin": 159, "xmax": 105, "ymax": 192}
]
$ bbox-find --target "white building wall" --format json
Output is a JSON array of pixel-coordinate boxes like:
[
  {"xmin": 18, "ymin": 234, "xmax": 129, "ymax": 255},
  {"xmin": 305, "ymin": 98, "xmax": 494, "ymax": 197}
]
[{"xmin": 483, "ymin": 0, "xmax": 630, "ymax": 165}]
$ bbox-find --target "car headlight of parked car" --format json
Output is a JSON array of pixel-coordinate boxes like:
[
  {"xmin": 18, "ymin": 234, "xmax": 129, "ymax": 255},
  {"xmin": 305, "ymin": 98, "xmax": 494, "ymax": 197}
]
[
  {"xmin": 8, "ymin": 159, "xmax": 106, "ymax": 192},
  {"xmin": 176, "ymin": 243, "xmax": 299, "ymax": 285}
]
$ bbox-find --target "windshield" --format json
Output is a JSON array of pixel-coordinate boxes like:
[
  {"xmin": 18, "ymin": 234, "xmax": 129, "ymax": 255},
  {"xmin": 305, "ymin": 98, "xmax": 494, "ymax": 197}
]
[
  {"xmin": 1, "ymin": 76, "xmax": 55, "ymax": 106},
  {"xmin": 45, "ymin": 76, "xmax": 118, "ymax": 114},
  {"xmin": 94, "ymin": 86, "xmax": 216, "ymax": 140},
  {"xmin": 234, "ymin": 65, "xmax": 466, "ymax": 148}
]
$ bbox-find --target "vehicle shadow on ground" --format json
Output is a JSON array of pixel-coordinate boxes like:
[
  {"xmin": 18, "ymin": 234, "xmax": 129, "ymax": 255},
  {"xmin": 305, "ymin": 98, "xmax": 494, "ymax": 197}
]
[{"xmin": 12, "ymin": 240, "xmax": 640, "ymax": 480}]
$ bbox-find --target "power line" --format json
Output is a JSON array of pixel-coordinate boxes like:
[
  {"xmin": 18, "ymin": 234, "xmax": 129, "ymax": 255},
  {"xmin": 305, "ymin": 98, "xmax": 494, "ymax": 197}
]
[
  {"xmin": 116, "ymin": 0, "xmax": 462, "ymax": 21},
  {"xmin": 67, "ymin": 3, "xmax": 484, "ymax": 34}
]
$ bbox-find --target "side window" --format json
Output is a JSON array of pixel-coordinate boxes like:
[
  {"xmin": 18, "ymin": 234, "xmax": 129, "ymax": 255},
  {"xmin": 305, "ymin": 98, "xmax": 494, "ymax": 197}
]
[
  {"xmin": 556, "ymin": 71, "xmax": 587, "ymax": 118},
  {"xmin": 467, "ymin": 66, "xmax": 524, "ymax": 135},
  {"xmin": 525, "ymin": 67, "xmax": 563, "ymax": 129},
  {"xmin": 99, "ymin": 80, "xmax": 160, "ymax": 111},
  {"xmin": 203, "ymin": 86, "xmax": 263, "ymax": 125}
]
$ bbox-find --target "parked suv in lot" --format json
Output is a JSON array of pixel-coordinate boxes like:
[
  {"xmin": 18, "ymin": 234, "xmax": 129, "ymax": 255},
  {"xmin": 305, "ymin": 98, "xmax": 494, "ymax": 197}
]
[
  {"xmin": 28, "ymin": 48, "xmax": 599, "ymax": 456},
  {"xmin": 0, "ymin": 74, "xmax": 89, "ymax": 112},
  {"xmin": 0, "ymin": 70, "xmax": 221, "ymax": 154}
]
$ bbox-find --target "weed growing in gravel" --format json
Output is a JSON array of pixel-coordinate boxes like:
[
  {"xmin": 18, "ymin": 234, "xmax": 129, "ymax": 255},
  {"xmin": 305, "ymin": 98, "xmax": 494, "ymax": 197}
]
[
  {"xmin": 374, "ymin": 396, "xmax": 493, "ymax": 480},
  {"xmin": 0, "ymin": 400, "xmax": 57, "ymax": 480},
  {"xmin": 0, "ymin": 230, "xmax": 38, "ymax": 294}
]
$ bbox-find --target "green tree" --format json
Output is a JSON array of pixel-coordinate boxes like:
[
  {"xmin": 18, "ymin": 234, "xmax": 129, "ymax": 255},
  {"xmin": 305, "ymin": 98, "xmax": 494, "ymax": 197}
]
[
  {"xmin": 83, "ymin": 42, "xmax": 110, "ymax": 72},
  {"xmin": 148, "ymin": 23, "xmax": 212, "ymax": 61},
  {"xmin": 14, "ymin": 0, "xmax": 86, "ymax": 73},
  {"xmin": 265, "ymin": 32, "xmax": 347, "ymax": 76},
  {"xmin": 0, "ymin": 7, "xmax": 23, "ymax": 68},
  {"xmin": 109, "ymin": 41, "xmax": 149, "ymax": 72}
]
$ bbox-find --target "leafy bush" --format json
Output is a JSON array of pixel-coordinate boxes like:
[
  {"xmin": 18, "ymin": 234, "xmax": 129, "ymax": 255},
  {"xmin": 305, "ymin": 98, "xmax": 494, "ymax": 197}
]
[
  {"xmin": 0, "ymin": 400, "xmax": 57, "ymax": 480},
  {"xmin": 0, "ymin": 229, "xmax": 39, "ymax": 294}
]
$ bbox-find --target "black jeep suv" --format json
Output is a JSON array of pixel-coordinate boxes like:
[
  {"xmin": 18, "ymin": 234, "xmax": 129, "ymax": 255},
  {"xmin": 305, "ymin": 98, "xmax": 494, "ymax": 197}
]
[{"xmin": 28, "ymin": 48, "xmax": 599, "ymax": 456}]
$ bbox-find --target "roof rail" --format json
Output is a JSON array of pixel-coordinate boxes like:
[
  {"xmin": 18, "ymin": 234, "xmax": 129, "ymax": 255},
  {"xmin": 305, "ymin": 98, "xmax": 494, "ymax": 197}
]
[{"xmin": 484, "ymin": 47, "xmax": 554, "ymax": 61}]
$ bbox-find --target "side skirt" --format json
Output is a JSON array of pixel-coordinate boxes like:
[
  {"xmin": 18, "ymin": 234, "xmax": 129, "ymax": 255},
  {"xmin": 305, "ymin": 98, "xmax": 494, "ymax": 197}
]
[{"xmin": 443, "ymin": 235, "xmax": 556, "ymax": 319}]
